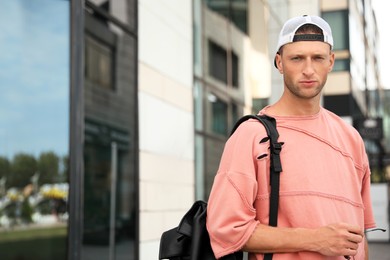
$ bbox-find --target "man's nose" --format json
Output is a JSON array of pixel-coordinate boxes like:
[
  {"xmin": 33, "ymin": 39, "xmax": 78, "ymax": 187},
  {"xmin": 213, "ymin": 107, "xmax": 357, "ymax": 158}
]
[{"xmin": 302, "ymin": 58, "xmax": 315, "ymax": 75}]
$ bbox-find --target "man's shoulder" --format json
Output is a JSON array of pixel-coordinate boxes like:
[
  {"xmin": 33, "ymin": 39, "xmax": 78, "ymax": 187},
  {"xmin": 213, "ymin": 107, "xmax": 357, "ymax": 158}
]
[
  {"xmin": 321, "ymin": 108, "xmax": 361, "ymax": 137},
  {"xmin": 232, "ymin": 116, "xmax": 269, "ymax": 136}
]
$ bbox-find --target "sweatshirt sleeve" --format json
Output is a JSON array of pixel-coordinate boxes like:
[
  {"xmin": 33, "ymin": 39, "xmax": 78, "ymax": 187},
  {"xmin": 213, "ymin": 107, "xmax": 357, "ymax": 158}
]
[
  {"xmin": 206, "ymin": 120, "xmax": 268, "ymax": 258},
  {"xmin": 361, "ymin": 149, "xmax": 376, "ymax": 229}
]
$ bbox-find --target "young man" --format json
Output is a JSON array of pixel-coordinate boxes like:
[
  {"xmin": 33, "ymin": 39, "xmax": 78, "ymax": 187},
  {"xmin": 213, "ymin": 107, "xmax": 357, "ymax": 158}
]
[{"xmin": 206, "ymin": 15, "xmax": 376, "ymax": 259}]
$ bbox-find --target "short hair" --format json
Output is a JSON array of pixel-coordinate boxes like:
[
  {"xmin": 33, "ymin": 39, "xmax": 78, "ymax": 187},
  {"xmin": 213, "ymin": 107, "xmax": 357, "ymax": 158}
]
[
  {"xmin": 278, "ymin": 24, "xmax": 324, "ymax": 55},
  {"xmin": 295, "ymin": 24, "xmax": 323, "ymax": 35}
]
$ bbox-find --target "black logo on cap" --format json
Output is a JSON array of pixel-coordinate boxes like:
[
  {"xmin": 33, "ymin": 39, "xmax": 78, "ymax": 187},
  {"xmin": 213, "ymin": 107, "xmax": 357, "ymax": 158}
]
[{"xmin": 293, "ymin": 34, "xmax": 324, "ymax": 42}]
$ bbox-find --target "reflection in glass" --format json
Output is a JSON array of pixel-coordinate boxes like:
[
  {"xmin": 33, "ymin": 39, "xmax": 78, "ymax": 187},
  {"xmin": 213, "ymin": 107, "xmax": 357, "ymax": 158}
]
[
  {"xmin": 82, "ymin": 1, "xmax": 138, "ymax": 259},
  {"xmin": 0, "ymin": 0, "xmax": 69, "ymax": 259}
]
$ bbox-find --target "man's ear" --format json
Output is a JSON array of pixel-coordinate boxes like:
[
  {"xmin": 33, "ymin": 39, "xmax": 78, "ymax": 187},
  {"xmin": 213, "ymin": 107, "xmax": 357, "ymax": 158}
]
[
  {"xmin": 275, "ymin": 53, "xmax": 283, "ymax": 74},
  {"xmin": 328, "ymin": 52, "xmax": 335, "ymax": 72}
]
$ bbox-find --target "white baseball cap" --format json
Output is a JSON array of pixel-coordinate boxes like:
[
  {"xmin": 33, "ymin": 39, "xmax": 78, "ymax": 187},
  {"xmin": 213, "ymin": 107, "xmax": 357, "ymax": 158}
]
[{"xmin": 274, "ymin": 15, "xmax": 334, "ymax": 67}]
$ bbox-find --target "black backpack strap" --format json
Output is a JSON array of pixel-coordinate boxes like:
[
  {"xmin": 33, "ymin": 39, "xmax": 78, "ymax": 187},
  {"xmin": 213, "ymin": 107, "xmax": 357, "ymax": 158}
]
[{"xmin": 231, "ymin": 115, "xmax": 283, "ymax": 260}]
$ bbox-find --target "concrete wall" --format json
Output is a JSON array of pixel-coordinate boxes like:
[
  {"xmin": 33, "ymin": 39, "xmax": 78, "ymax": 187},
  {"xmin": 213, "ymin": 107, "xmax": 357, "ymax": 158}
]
[{"xmin": 138, "ymin": 0, "xmax": 194, "ymax": 259}]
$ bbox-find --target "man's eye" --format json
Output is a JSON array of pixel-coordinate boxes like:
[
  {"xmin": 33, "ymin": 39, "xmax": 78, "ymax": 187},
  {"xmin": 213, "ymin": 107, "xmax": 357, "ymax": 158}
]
[{"xmin": 291, "ymin": 57, "xmax": 301, "ymax": 61}]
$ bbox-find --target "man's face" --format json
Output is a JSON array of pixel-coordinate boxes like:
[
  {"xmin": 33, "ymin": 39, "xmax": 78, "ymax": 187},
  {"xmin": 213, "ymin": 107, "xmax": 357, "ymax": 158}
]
[{"xmin": 275, "ymin": 40, "xmax": 334, "ymax": 100}]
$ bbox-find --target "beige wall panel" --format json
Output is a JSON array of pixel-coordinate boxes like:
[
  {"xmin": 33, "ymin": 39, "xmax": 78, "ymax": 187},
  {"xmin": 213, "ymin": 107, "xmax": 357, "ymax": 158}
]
[
  {"xmin": 321, "ymin": 0, "xmax": 348, "ymax": 11},
  {"xmin": 324, "ymin": 72, "xmax": 350, "ymax": 95}
]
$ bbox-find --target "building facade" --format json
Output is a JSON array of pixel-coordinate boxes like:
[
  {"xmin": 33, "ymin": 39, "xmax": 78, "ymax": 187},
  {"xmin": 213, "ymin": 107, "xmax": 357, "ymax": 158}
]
[
  {"xmin": 320, "ymin": 0, "xmax": 386, "ymax": 182},
  {"xmin": 0, "ymin": 0, "xmax": 387, "ymax": 260},
  {"xmin": 193, "ymin": 0, "xmax": 272, "ymax": 201}
]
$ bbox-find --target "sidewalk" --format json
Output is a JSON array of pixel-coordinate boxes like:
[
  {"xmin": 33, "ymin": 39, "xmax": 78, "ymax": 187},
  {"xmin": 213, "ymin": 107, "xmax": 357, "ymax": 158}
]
[{"xmin": 368, "ymin": 242, "xmax": 390, "ymax": 260}]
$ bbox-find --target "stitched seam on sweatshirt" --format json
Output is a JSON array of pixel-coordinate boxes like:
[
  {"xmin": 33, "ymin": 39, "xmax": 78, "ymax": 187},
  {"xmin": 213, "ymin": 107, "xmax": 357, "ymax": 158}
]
[
  {"xmin": 226, "ymin": 173, "xmax": 257, "ymax": 213},
  {"xmin": 257, "ymin": 191, "xmax": 364, "ymax": 208},
  {"xmin": 280, "ymin": 125, "xmax": 364, "ymax": 171}
]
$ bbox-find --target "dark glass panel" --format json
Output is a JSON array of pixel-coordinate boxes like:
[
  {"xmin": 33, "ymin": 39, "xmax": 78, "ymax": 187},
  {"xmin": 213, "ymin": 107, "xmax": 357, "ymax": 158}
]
[
  {"xmin": 232, "ymin": 51, "xmax": 239, "ymax": 88},
  {"xmin": 206, "ymin": 0, "xmax": 248, "ymax": 33},
  {"xmin": 333, "ymin": 58, "xmax": 351, "ymax": 72},
  {"xmin": 209, "ymin": 41, "xmax": 228, "ymax": 84},
  {"xmin": 322, "ymin": 10, "xmax": 349, "ymax": 50},
  {"xmin": 206, "ymin": 93, "xmax": 228, "ymax": 136},
  {"xmin": 82, "ymin": 1, "xmax": 138, "ymax": 259}
]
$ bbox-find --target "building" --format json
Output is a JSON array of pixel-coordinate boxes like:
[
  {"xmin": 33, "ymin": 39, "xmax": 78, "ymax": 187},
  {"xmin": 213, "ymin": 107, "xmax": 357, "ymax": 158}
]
[
  {"xmin": 319, "ymin": 1, "xmax": 389, "ymax": 219},
  {"xmin": 193, "ymin": 0, "xmax": 272, "ymax": 200},
  {"xmin": 0, "ymin": 0, "xmax": 387, "ymax": 260}
]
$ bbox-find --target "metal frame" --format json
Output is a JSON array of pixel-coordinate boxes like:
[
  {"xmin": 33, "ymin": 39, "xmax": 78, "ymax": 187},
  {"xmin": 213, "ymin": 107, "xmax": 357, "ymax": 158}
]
[{"xmin": 68, "ymin": 0, "xmax": 85, "ymax": 259}]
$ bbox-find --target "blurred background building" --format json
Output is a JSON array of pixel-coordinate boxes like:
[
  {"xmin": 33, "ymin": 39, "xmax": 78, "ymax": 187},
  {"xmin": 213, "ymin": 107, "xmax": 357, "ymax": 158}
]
[{"xmin": 0, "ymin": 0, "xmax": 388, "ymax": 259}]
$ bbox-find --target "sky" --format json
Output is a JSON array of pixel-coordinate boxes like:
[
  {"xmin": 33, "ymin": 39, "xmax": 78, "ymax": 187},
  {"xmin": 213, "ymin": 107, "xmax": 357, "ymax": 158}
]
[
  {"xmin": 371, "ymin": 0, "xmax": 390, "ymax": 89},
  {"xmin": 0, "ymin": 0, "xmax": 70, "ymax": 159}
]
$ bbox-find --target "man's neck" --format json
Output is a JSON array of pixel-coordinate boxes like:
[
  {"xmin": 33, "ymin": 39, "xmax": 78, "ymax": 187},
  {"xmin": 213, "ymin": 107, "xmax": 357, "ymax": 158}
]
[{"xmin": 268, "ymin": 94, "xmax": 321, "ymax": 116}]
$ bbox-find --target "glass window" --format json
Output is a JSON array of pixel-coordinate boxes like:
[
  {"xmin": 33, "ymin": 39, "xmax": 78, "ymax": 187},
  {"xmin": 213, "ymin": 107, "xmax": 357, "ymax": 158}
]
[
  {"xmin": 205, "ymin": 0, "xmax": 248, "ymax": 33},
  {"xmin": 322, "ymin": 11, "xmax": 349, "ymax": 50},
  {"xmin": 232, "ymin": 51, "xmax": 239, "ymax": 88},
  {"xmin": 333, "ymin": 58, "xmax": 350, "ymax": 72},
  {"xmin": 82, "ymin": 2, "xmax": 138, "ymax": 259},
  {"xmin": 212, "ymin": 99, "xmax": 228, "ymax": 135},
  {"xmin": 85, "ymin": 36, "xmax": 114, "ymax": 90},
  {"xmin": 209, "ymin": 41, "xmax": 228, "ymax": 84},
  {"xmin": 208, "ymin": 41, "xmax": 240, "ymax": 88},
  {"xmin": 206, "ymin": 93, "xmax": 228, "ymax": 136},
  {"xmin": 252, "ymin": 98, "xmax": 269, "ymax": 114},
  {"xmin": 0, "ymin": 1, "xmax": 69, "ymax": 259},
  {"xmin": 231, "ymin": 0, "xmax": 248, "ymax": 33}
]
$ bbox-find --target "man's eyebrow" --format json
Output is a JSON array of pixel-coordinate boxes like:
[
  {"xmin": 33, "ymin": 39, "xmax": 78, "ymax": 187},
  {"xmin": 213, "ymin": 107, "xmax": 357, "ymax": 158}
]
[{"xmin": 287, "ymin": 52, "xmax": 328, "ymax": 56}]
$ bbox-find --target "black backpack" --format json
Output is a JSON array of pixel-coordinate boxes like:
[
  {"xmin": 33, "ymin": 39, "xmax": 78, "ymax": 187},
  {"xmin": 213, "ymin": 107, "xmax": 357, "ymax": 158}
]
[{"xmin": 159, "ymin": 115, "xmax": 283, "ymax": 260}]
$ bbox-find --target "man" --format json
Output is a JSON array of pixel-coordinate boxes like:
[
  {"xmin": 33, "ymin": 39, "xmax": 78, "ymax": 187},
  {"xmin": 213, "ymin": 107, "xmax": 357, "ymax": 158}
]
[{"xmin": 206, "ymin": 15, "xmax": 376, "ymax": 259}]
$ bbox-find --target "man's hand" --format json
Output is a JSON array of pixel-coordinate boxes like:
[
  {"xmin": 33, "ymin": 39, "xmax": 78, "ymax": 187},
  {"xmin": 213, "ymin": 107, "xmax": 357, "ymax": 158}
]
[
  {"xmin": 312, "ymin": 223, "xmax": 364, "ymax": 257},
  {"xmin": 243, "ymin": 222, "xmax": 364, "ymax": 257}
]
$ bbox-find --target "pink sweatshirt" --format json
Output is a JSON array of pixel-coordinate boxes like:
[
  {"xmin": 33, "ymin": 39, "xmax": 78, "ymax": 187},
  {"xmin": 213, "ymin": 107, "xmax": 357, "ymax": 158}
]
[{"xmin": 206, "ymin": 107, "xmax": 376, "ymax": 259}]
